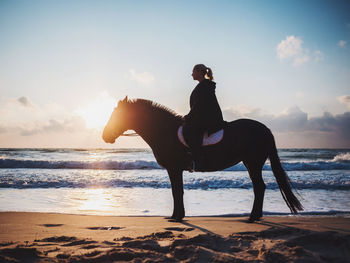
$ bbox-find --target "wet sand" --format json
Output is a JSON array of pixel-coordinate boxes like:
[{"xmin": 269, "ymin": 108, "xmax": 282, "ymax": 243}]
[{"xmin": 0, "ymin": 212, "xmax": 349, "ymax": 262}]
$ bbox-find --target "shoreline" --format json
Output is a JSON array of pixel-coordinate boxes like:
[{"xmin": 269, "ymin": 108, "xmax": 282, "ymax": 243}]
[
  {"xmin": 1, "ymin": 210, "xmax": 350, "ymax": 217},
  {"xmin": 1, "ymin": 212, "xmax": 349, "ymax": 262}
]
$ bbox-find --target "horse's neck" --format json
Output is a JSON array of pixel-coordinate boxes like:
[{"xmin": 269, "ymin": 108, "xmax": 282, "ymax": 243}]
[{"xmin": 131, "ymin": 107, "xmax": 180, "ymax": 150}]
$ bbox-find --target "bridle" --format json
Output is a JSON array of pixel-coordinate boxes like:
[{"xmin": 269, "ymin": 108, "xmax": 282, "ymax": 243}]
[{"xmin": 120, "ymin": 132, "xmax": 139, "ymax": 137}]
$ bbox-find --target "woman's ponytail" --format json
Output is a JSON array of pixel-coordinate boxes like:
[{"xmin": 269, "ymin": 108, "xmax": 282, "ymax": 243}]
[{"xmin": 206, "ymin": 67, "xmax": 214, "ymax": 81}]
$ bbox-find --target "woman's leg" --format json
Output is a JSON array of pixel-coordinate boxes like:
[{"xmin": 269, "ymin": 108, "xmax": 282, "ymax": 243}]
[{"xmin": 182, "ymin": 123, "xmax": 205, "ymax": 170}]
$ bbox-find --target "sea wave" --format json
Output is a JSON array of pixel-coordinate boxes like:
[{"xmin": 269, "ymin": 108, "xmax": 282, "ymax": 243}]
[
  {"xmin": 1, "ymin": 158, "xmax": 350, "ymax": 171},
  {"xmin": 1, "ymin": 174, "xmax": 349, "ymax": 190},
  {"xmin": 0, "ymin": 159, "xmax": 161, "ymax": 170}
]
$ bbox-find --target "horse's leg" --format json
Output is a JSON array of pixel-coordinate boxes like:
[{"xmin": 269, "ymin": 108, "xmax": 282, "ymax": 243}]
[
  {"xmin": 244, "ymin": 160, "xmax": 266, "ymax": 222},
  {"xmin": 167, "ymin": 169, "xmax": 185, "ymax": 221}
]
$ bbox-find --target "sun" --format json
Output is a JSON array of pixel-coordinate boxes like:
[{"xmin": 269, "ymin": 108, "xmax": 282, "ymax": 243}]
[{"xmin": 75, "ymin": 91, "xmax": 116, "ymax": 130}]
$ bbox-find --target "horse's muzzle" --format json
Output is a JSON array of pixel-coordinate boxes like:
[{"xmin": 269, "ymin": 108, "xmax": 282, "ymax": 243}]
[
  {"xmin": 103, "ymin": 137, "xmax": 116, "ymax": 144},
  {"xmin": 102, "ymin": 128, "xmax": 116, "ymax": 144}
]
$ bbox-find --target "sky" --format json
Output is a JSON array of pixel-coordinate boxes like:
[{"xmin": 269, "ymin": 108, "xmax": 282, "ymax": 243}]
[{"xmin": 0, "ymin": 0, "xmax": 350, "ymax": 148}]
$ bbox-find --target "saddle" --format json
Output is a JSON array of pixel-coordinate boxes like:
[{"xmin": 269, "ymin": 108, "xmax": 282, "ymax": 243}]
[{"xmin": 177, "ymin": 125, "xmax": 224, "ymax": 147}]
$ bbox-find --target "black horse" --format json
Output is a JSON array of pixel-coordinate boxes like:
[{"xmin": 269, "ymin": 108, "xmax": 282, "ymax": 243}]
[{"xmin": 103, "ymin": 97, "xmax": 303, "ymax": 222}]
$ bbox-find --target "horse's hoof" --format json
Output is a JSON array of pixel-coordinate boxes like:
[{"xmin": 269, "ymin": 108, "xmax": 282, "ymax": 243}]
[
  {"xmin": 247, "ymin": 216, "xmax": 261, "ymax": 223},
  {"xmin": 164, "ymin": 216, "xmax": 175, "ymax": 220},
  {"xmin": 167, "ymin": 217, "xmax": 183, "ymax": 223},
  {"xmin": 247, "ymin": 218, "xmax": 255, "ymax": 223}
]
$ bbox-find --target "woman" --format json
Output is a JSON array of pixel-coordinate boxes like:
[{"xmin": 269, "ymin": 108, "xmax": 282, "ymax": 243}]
[{"xmin": 183, "ymin": 64, "xmax": 224, "ymax": 170}]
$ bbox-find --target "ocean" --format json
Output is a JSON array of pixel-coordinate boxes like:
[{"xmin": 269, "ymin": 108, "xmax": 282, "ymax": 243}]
[{"xmin": 0, "ymin": 148, "xmax": 349, "ymax": 216}]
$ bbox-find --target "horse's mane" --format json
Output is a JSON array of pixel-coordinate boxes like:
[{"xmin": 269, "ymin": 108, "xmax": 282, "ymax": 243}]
[{"xmin": 128, "ymin": 99, "xmax": 183, "ymax": 124}]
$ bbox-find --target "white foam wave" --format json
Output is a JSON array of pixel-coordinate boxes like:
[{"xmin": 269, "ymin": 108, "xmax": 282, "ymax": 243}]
[{"xmin": 332, "ymin": 152, "xmax": 350, "ymax": 162}]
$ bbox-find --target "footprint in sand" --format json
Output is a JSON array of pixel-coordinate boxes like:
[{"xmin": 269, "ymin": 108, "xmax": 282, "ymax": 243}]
[
  {"xmin": 0, "ymin": 242, "xmax": 15, "ymax": 247},
  {"xmin": 87, "ymin": 226, "xmax": 124, "ymax": 230},
  {"xmin": 40, "ymin": 224, "xmax": 64, "ymax": 227},
  {"xmin": 35, "ymin": 236, "xmax": 77, "ymax": 243},
  {"xmin": 165, "ymin": 227, "xmax": 195, "ymax": 232}
]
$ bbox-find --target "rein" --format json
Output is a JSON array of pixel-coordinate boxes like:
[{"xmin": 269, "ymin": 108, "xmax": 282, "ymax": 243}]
[{"xmin": 121, "ymin": 132, "xmax": 139, "ymax": 136}]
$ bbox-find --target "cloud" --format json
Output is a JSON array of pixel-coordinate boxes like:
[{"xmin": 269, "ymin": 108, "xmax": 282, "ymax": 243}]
[
  {"xmin": 277, "ymin": 36, "xmax": 311, "ymax": 66},
  {"xmin": 273, "ymin": 107, "xmax": 308, "ymax": 132},
  {"xmin": 313, "ymin": 50, "xmax": 324, "ymax": 62},
  {"xmin": 223, "ymin": 105, "xmax": 265, "ymax": 121},
  {"xmin": 338, "ymin": 40, "xmax": 347, "ymax": 48},
  {"xmin": 293, "ymin": 54, "xmax": 310, "ymax": 66},
  {"xmin": 0, "ymin": 96, "xmax": 130, "ymax": 147},
  {"xmin": 19, "ymin": 116, "xmax": 86, "ymax": 136},
  {"xmin": 223, "ymin": 105, "xmax": 350, "ymax": 142},
  {"xmin": 277, "ymin": 36, "xmax": 303, "ymax": 59},
  {"xmin": 308, "ymin": 112, "xmax": 350, "ymax": 139},
  {"xmin": 17, "ymin": 96, "xmax": 34, "ymax": 107},
  {"xmin": 338, "ymin": 95, "xmax": 350, "ymax": 108},
  {"xmin": 129, "ymin": 69, "xmax": 155, "ymax": 85},
  {"xmin": 0, "ymin": 116, "xmax": 86, "ymax": 136}
]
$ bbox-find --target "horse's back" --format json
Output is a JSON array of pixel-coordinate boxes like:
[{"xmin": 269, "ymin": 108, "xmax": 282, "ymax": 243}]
[
  {"xmin": 226, "ymin": 118, "xmax": 271, "ymax": 134},
  {"xmin": 201, "ymin": 118, "xmax": 273, "ymax": 170},
  {"xmin": 222, "ymin": 118, "xmax": 273, "ymax": 152}
]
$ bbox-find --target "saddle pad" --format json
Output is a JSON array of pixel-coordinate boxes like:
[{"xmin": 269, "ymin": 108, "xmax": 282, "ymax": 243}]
[{"xmin": 177, "ymin": 126, "xmax": 224, "ymax": 147}]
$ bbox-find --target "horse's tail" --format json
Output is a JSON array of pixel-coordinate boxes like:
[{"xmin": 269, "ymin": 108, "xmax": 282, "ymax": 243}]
[{"xmin": 268, "ymin": 132, "xmax": 303, "ymax": 214}]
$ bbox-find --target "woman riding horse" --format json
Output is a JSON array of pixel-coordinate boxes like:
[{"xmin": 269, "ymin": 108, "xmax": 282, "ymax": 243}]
[
  {"xmin": 102, "ymin": 66, "xmax": 303, "ymax": 222},
  {"xmin": 183, "ymin": 64, "xmax": 225, "ymax": 170}
]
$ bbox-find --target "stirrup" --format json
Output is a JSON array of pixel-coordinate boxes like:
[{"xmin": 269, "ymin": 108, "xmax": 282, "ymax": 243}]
[
  {"xmin": 186, "ymin": 160, "xmax": 204, "ymax": 172},
  {"xmin": 186, "ymin": 160, "xmax": 194, "ymax": 173},
  {"xmin": 193, "ymin": 156, "xmax": 207, "ymax": 171}
]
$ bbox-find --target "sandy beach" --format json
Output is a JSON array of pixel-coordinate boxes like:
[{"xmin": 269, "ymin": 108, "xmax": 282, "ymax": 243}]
[{"xmin": 0, "ymin": 212, "xmax": 349, "ymax": 262}]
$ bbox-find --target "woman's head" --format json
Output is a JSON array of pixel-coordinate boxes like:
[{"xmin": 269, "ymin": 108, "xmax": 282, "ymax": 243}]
[{"xmin": 192, "ymin": 64, "xmax": 214, "ymax": 81}]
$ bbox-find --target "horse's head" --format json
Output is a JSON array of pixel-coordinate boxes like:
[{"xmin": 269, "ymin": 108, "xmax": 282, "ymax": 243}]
[{"xmin": 102, "ymin": 96, "xmax": 131, "ymax": 144}]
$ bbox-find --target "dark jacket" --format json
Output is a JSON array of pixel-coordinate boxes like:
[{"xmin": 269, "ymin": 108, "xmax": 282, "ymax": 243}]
[{"xmin": 184, "ymin": 79, "xmax": 224, "ymax": 135}]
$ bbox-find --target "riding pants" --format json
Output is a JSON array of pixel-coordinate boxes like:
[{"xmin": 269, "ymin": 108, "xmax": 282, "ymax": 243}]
[{"xmin": 182, "ymin": 122, "xmax": 205, "ymax": 161}]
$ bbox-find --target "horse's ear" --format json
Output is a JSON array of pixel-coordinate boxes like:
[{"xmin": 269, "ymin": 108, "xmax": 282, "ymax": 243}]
[{"xmin": 117, "ymin": 96, "xmax": 128, "ymax": 107}]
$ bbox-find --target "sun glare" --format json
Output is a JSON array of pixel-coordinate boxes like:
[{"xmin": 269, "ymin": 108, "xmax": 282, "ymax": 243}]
[
  {"xmin": 76, "ymin": 188, "xmax": 114, "ymax": 213},
  {"xmin": 75, "ymin": 91, "xmax": 116, "ymax": 130}
]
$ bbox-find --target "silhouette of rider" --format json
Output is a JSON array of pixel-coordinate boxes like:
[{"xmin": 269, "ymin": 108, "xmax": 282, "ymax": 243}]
[{"xmin": 183, "ymin": 64, "xmax": 224, "ymax": 170}]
